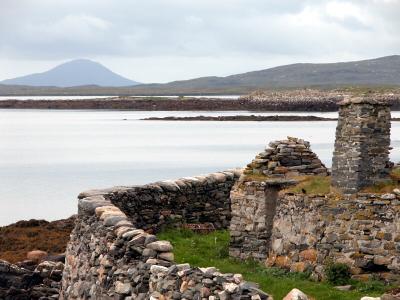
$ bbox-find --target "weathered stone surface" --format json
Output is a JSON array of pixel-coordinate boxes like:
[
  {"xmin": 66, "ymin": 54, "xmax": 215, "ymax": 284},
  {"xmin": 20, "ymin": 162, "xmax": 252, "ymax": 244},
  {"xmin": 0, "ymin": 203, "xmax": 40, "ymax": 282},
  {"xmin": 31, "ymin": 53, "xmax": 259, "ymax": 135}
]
[
  {"xmin": 265, "ymin": 192, "xmax": 400, "ymax": 283},
  {"xmin": 332, "ymin": 97, "xmax": 392, "ymax": 194}
]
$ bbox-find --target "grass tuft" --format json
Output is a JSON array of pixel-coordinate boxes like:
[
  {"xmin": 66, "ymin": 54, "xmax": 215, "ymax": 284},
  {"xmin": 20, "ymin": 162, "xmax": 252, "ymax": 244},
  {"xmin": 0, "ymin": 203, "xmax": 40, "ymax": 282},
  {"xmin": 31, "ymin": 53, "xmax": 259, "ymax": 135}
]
[{"xmin": 284, "ymin": 176, "xmax": 331, "ymax": 195}]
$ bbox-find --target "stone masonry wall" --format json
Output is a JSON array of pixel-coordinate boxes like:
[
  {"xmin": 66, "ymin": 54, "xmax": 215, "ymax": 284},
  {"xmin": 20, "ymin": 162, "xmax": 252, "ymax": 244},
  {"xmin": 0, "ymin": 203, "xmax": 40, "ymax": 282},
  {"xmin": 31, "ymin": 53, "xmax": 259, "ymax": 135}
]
[
  {"xmin": 229, "ymin": 181, "xmax": 280, "ymax": 261},
  {"xmin": 107, "ymin": 170, "xmax": 242, "ymax": 232},
  {"xmin": 61, "ymin": 171, "xmax": 271, "ymax": 299},
  {"xmin": 267, "ymin": 191, "xmax": 400, "ymax": 283},
  {"xmin": 332, "ymin": 97, "xmax": 392, "ymax": 194}
]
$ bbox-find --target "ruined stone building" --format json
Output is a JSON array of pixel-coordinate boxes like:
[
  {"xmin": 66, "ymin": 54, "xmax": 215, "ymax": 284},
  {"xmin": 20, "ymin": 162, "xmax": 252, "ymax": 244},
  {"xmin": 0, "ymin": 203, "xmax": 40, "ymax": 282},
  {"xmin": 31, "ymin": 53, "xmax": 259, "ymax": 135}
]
[{"xmin": 57, "ymin": 96, "xmax": 399, "ymax": 299}]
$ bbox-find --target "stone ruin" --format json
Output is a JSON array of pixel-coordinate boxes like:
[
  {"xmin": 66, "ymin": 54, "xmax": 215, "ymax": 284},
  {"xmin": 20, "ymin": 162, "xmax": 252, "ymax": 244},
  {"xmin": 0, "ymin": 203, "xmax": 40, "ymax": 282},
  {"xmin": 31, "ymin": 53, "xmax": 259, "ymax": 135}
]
[
  {"xmin": 243, "ymin": 136, "xmax": 328, "ymax": 178},
  {"xmin": 230, "ymin": 137, "xmax": 328, "ymax": 261},
  {"xmin": 332, "ymin": 97, "xmax": 392, "ymax": 194},
  {"xmin": 56, "ymin": 96, "xmax": 399, "ymax": 299},
  {"xmin": 229, "ymin": 96, "xmax": 399, "ymax": 283}
]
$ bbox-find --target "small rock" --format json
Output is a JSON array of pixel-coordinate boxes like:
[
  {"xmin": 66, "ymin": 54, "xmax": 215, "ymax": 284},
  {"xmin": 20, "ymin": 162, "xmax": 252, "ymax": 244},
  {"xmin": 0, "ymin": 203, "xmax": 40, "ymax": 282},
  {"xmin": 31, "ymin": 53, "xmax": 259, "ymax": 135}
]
[
  {"xmin": 150, "ymin": 265, "xmax": 169, "ymax": 275},
  {"xmin": 335, "ymin": 285, "xmax": 353, "ymax": 291},
  {"xmin": 233, "ymin": 273, "xmax": 243, "ymax": 283},
  {"xmin": 223, "ymin": 282, "xmax": 239, "ymax": 293},
  {"xmin": 27, "ymin": 250, "xmax": 48, "ymax": 263},
  {"xmin": 360, "ymin": 297, "xmax": 381, "ymax": 300},
  {"xmin": 122, "ymin": 229, "xmax": 144, "ymax": 239},
  {"xmin": 146, "ymin": 241, "xmax": 173, "ymax": 252},
  {"xmin": 158, "ymin": 252, "xmax": 174, "ymax": 262},
  {"xmin": 381, "ymin": 193, "xmax": 396, "ymax": 200},
  {"xmin": 199, "ymin": 267, "xmax": 217, "ymax": 276},
  {"xmin": 115, "ymin": 281, "xmax": 131, "ymax": 294},
  {"xmin": 283, "ymin": 288, "xmax": 309, "ymax": 300},
  {"xmin": 218, "ymin": 290, "xmax": 229, "ymax": 300}
]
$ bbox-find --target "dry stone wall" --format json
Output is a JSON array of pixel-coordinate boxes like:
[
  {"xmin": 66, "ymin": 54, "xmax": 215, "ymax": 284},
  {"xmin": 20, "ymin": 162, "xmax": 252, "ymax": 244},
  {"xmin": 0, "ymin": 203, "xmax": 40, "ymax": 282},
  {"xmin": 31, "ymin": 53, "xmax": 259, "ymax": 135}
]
[
  {"xmin": 243, "ymin": 137, "xmax": 328, "ymax": 178},
  {"xmin": 61, "ymin": 171, "xmax": 271, "ymax": 299},
  {"xmin": 267, "ymin": 191, "xmax": 400, "ymax": 283},
  {"xmin": 107, "ymin": 170, "xmax": 242, "ymax": 232},
  {"xmin": 332, "ymin": 97, "xmax": 392, "ymax": 194}
]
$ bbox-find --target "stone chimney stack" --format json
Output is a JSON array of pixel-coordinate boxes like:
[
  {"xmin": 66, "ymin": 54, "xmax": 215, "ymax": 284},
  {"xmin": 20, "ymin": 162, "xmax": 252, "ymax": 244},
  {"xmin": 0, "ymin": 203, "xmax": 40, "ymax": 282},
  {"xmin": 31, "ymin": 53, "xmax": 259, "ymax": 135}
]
[{"xmin": 331, "ymin": 97, "xmax": 391, "ymax": 194}]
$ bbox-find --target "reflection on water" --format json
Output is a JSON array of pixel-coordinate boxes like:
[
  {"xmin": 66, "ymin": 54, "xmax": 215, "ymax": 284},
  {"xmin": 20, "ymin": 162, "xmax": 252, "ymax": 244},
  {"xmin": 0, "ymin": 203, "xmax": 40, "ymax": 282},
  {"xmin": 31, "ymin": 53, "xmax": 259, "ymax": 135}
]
[{"xmin": 0, "ymin": 109, "xmax": 399, "ymax": 225}]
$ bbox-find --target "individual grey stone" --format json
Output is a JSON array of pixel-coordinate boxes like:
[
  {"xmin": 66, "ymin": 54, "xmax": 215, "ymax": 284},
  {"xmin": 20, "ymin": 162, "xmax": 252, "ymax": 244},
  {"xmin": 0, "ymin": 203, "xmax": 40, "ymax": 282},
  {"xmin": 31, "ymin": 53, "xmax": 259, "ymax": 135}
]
[
  {"xmin": 146, "ymin": 241, "xmax": 173, "ymax": 252},
  {"xmin": 115, "ymin": 281, "xmax": 131, "ymax": 294}
]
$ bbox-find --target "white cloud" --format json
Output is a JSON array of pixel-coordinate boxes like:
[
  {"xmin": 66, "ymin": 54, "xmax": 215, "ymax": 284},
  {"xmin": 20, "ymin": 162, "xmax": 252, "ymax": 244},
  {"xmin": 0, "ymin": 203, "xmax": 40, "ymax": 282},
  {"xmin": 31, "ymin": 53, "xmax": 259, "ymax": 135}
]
[{"xmin": 0, "ymin": 0, "xmax": 399, "ymax": 82}]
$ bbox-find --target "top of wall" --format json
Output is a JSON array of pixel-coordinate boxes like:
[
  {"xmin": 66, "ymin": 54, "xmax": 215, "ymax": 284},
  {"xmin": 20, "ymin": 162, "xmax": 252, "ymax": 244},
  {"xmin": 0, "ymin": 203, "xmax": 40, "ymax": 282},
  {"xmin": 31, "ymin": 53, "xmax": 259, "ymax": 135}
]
[{"xmin": 339, "ymin": 96, "xmax": 392, "ymax": 106}]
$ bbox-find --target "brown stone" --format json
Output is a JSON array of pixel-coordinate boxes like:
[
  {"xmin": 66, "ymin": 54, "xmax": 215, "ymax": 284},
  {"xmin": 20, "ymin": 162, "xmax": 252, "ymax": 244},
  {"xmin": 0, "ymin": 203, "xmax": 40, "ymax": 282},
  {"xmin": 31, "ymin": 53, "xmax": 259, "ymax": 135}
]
[
  {"xmin": 290, "ymin": 262, "xmax": 309, "ymax": 273},
  {"xmin": 275, "ymin": 256, "xmax": 291, "ymax": 269},
  {"xmin": 26, "ymin": 250, "xmax": 48, "ymax": 263},
  {"xmin": 299, "ymin": 249, "xmax": 317, "ymax": 262}
]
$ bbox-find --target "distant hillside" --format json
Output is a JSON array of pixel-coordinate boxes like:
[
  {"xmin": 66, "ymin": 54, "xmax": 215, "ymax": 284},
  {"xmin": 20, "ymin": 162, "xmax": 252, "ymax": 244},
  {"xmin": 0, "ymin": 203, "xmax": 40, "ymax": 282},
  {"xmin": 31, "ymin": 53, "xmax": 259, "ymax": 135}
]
[
  {"xmin": 152, "ymin": 55, "xmax": 400, "ymax": 89},
  {"xmin": 0, "ymin": 55, "xmax": 399, "ymax": 95},
  {"xmin": 1, "ymin": 59, "xmax": 139, "ymax": 87}
]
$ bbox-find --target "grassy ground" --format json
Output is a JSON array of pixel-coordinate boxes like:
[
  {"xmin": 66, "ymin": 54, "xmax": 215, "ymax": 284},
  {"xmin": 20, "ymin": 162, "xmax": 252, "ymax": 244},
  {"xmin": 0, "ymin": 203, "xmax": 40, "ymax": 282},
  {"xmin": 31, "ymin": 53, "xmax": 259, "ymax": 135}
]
[
  {"xmin": 158, "ymin": 229, "xmax": 388, "ymax": 300},
  {"xmin": 284, "ymin": 176, "xmax": 331, "ymax": 195}
]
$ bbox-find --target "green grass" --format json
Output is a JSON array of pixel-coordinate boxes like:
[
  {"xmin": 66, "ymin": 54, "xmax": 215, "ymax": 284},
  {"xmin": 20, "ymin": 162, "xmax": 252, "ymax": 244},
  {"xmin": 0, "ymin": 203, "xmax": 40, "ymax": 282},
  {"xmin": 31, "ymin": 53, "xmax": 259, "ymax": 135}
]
[
  {"xmin": 285, "ymin": 176, "xmax": 332, "ymax": 195},
  {"xmin": 158, "ymin": 229, "xmax": 388, "ymax": 300}
]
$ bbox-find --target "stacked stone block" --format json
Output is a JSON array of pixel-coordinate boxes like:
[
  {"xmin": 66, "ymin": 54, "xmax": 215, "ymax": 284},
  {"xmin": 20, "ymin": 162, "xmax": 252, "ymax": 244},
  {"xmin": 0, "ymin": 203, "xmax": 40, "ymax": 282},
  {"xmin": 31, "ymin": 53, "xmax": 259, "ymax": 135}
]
[
  {"xmin": 332, "ymin": 97, "xmax": 392, "ymax": 194},
  {"xmin": 243, "ymin": 136, "xmax": 328, "ymax": 178}
]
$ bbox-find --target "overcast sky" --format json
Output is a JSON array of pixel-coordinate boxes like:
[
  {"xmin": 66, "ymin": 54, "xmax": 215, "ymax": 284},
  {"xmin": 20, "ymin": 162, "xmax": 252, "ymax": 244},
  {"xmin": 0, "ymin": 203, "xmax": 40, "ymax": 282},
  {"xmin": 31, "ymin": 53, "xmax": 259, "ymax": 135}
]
[{"xmin": 0, "ymin": 0, "xmax": 399, "ymax": 83}]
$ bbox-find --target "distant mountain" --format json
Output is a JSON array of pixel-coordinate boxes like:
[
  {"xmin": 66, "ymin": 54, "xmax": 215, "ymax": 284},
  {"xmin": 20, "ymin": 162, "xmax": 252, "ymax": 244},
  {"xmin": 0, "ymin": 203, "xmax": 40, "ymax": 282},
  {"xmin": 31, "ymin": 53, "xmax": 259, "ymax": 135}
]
[
  {"xmin": 1, "ymin": 59, "xmax": 139, "ymax": 87},
  {"xmin": 147, "ymin": 55, "xmax": 400, "ymax": 90}
]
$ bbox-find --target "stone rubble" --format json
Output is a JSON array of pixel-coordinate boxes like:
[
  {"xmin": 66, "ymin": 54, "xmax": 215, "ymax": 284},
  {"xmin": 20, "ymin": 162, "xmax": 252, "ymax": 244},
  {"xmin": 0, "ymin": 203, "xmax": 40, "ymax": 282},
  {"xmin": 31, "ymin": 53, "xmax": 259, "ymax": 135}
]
[{"xmin": 0, "ymin": 259, "xmax": 63, "ymax": 299}]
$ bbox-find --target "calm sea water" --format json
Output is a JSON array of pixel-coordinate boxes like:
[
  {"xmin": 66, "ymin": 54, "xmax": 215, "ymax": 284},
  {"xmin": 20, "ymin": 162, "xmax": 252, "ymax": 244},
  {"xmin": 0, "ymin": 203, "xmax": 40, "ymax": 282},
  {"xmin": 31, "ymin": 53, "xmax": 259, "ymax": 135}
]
[{"xmin": 1, "ymin": 109, "xmax": 399, "ymax": 225}]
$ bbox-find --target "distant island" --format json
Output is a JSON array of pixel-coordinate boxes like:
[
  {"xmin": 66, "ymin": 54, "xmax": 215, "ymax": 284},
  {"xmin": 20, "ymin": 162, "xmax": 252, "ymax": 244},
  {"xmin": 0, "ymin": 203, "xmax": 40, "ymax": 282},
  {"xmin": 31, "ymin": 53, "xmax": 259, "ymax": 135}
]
[{"xmin": 1, "ymin": 55, "xmax": 400, "ymax": 95}]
